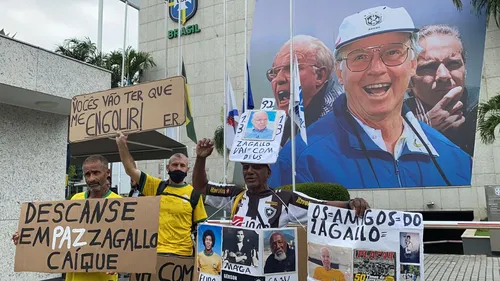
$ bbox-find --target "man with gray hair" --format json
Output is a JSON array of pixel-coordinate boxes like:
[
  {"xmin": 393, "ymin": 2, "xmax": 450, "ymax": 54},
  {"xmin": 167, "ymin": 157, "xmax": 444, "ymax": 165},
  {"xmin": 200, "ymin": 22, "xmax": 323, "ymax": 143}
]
[
  {"xmin": 269, "ymin": 6, "xmax": 472, "ymax": 189},
  {"xmin": 264, "ymin": 231, "xmax": 295, "ymax": 273},
  {"xmin": 115, "ymin": 131, "xmax": 207, "ymax": 257},
  {"xmin": 404, "ymin": 24, "xmax": 478, "ymax": 156},
  {"xmin": 266, "ymin": 34, "xmax": 343, "ymax": 146}
]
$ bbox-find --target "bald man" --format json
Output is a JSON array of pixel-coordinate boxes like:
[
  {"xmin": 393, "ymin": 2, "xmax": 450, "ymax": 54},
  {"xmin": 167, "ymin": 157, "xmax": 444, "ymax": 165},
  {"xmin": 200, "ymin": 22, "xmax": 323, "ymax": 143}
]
[
  {"xmin": 266, "ymin": 34, "xmax": 343, "ymax": 146},
  {"xmin": 244, "ymin": 110, "xmax": 274, "ymax": 140},
  {"xmin": 312, "ymin": 247, "xmax": 346, "ymax": 281}
]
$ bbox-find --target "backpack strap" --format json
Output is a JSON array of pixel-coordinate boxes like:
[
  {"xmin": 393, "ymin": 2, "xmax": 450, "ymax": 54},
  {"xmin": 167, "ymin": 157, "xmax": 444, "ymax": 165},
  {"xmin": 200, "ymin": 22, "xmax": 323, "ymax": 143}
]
[{"xmin": 156, "ymin": 181, "xmax": 168, "ymax": 196}]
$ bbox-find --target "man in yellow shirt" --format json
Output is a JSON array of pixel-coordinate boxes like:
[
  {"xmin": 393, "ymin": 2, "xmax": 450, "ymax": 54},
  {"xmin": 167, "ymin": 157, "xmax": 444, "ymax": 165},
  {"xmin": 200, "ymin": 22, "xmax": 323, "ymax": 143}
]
[
  {"xmin": 197, "ymin": 229, "xmax": 222, "ymax": 276},
  {"xmin": 313, "ymin": 247, "xmax": 346, "ymax": 281},
  {"xmin": 12, "ymin": 155, "xmax": 120, "ymax": 281},
  {"xmin": 116, "ymin": 131, "xmax": 207, "ymax": 257}
]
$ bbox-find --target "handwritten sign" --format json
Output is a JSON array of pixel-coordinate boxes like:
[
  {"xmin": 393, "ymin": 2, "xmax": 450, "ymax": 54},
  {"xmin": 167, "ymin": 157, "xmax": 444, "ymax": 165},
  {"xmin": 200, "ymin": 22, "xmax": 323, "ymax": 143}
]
[
  {"xmin": 68, "ymin": 76, "xmax": 186, "ymax": 143},
  {"xmin": 306, "ymin": 204, "xmax": 424, "ymax": 281},
  {"xmin": 130, "ymin": 255, "xmax": 195, "ymax": 281},
  {"xmin": 229, "ymin": 110, "xmax": 286, "ymax": 164},
  {"xmin": 260, "ymin": 98, "xmax": 276, "ymax": 110},
  {"xmin": 14, "ymin": 197, "xmax": 161, "ymax": 274}
]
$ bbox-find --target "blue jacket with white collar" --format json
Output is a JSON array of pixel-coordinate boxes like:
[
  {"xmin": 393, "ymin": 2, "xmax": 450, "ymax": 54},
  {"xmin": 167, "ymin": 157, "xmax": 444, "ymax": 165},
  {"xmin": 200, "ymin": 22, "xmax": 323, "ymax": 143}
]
[{"xmin": 268, "ymin": 94, "xmax": 472, "ymax": 189}]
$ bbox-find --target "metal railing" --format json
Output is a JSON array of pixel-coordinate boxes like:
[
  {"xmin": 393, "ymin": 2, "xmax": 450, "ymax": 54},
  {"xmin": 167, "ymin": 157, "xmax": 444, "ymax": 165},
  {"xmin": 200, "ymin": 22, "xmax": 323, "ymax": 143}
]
[{"xmin": 207, "ymin": 220, "xmax": 500, "ymax": 229}]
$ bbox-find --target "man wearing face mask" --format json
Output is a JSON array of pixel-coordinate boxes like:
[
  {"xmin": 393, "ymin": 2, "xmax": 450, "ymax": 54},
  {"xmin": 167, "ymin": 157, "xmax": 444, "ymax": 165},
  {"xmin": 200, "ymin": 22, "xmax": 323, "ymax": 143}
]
[{"xmin": 116, "ymin": 131, "xmax": 208, "ymax": 257}]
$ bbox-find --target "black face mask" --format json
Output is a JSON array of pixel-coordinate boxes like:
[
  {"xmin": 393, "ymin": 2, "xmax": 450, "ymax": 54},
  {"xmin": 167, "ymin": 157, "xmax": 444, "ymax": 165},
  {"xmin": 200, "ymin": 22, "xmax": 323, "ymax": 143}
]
[{"xmin": 168, "ymin": 170, "xmax": 187, "ymax": 183}]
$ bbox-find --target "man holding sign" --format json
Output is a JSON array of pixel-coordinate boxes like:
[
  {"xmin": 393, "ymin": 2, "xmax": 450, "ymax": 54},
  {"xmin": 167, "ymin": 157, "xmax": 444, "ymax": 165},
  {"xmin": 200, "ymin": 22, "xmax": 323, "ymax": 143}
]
[
  {"xmin": 12, "ymin": 155, "xmax": 120, "ymax": 281},
  {"xmin": 192, "ymin": 138, "xmax": 370, "ymax": 229},
  {"xmin": 116, "ymin": 132, "xmax": 207, "ymax": 257}
]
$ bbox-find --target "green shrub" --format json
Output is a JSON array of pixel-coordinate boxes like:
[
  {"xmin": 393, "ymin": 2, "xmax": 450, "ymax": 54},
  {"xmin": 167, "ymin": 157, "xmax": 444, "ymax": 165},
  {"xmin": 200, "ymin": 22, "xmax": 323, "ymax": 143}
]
[{"xmin": 277, "ymin": 182, "xmax": 350, "ymax": 201}]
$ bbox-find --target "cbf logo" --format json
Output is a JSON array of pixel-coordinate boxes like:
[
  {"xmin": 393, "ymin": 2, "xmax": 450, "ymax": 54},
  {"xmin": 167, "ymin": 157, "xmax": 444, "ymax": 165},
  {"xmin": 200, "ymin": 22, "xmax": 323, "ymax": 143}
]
[
  {"xmin": 168, "ymin": 0, "xmax": 198, "ymax": 25},
  {"xmin": 495, "ymin": 187, "xmax": 500, "ymax": 196},
  {"xmin": 364, "ymin": 12, "xmax": 382, "ymax": 26}
]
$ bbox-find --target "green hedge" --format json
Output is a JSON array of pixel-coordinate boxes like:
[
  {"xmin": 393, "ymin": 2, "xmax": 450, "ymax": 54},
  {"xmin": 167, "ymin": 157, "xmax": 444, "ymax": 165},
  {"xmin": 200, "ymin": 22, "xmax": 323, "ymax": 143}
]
[{"xmin": 277, "ymin": 182, "xmax": 350, "ymax": 201}]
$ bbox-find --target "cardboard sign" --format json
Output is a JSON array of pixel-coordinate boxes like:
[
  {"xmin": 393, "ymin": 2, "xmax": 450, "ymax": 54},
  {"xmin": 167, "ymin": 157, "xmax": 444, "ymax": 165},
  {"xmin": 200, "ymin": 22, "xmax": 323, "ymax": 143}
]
[
  {"xmin": 14, "ymin": 197, "xmax": 161, "ymax": 274},
  {"xmin": 130, "ymin": 255, "xmax": 195, "ymax": 281},
  {"xmin": 195, "ymin": 223, "xmax": 303, "ymax": 281},
  {"xmin": 68, "ymin": 76, "xmax": 186, "ymax": 143},
  {"xmin": 229, "ymin": 110, "xmax": 286, "ymax": 164},
  {"xmin": 306, "ymin": 204, "xmax": 424, "ymax": 281}
]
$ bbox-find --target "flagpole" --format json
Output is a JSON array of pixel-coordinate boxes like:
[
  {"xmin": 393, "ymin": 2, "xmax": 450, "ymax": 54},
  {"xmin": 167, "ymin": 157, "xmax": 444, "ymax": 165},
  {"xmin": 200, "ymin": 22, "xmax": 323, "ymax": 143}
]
[
  {"xmin": 177, "ymin": 2, "xmax": 182, "ymax": 75},
  {"xmin": 163, "ymin": 0, "xmax": 169, "ymax": 180},
  {"xmin": 289, "ymin": 0, "xmax": 296, "ymax": 193},
  {"xmin": 222, "ymin": 0, "xmax": 227, "ymax": 185},
  {"xmin": 97, "ymin": 0, "xmax": 103, "ymax": 55},
  {"xmin": 176, "ymin": 1, "xmax": 182, "ymax": 142},
  {"xmin": 243, "ymin": 0, "xmax": 248, "ymax": 112},
  {"xmin": 121, "ymin": 0, "xmax": 128, "ymax": 87}
]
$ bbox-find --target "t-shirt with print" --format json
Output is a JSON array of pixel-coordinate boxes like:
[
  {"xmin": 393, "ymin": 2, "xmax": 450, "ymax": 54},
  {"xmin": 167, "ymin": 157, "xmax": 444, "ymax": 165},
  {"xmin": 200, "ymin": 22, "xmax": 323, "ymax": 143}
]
[
  {"xmin": 138, "ymin": 172, "xmax": 208, "ymax": 256},
  {"xmin": 66, "ymin": 190, "xmax": 121, "ymax": 281},
  {"xmin": 197, "ymin": 250, "xmax": 222, "ymax": 275},
  {"xmin": 204, "ymin": 181, "xmax": 325, "ymax": 229}
]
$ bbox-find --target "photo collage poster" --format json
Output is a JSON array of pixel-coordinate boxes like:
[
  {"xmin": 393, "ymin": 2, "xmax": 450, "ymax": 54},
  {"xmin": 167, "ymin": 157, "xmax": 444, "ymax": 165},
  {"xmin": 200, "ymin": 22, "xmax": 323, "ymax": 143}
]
[
  {"xmin": 196, "ymin": 223, "xmax": 299, "ymax": 281},
  {"xmin": 306, "ymin": 203, "xmax": 424, "ymax": 281}
]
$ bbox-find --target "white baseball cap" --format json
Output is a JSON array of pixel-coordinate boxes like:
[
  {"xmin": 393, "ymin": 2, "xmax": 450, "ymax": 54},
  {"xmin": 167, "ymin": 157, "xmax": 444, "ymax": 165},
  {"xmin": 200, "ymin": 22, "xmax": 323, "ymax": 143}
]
[{"xmin": 334, "ymin": 6, "xmax": 418, "ymax": 50}]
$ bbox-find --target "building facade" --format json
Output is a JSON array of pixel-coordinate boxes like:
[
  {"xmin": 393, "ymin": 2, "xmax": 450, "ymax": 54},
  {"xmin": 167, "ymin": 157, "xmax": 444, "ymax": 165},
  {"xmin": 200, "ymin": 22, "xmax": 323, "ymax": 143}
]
[
  {"xmin": 138, "ymin": 0, "xmax": 500, "ymax": 220},
  {"xmin": 0, "ymin": 35, "xmax": 111, "ymax": 280}
]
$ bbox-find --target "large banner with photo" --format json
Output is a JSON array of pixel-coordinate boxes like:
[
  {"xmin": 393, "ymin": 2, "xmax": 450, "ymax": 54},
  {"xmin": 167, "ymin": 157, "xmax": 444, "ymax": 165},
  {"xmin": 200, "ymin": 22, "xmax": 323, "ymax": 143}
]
[{"xmin": 249, "ymin": 0, "xmax": 487, "ymax": 189}]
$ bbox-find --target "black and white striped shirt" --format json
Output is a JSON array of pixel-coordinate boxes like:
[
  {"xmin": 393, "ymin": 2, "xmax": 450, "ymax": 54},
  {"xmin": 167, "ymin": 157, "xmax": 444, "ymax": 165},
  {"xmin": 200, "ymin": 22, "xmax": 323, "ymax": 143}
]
[{"xmin": 204, "ymin": 182, "xmax": 324, "ymax": 229}]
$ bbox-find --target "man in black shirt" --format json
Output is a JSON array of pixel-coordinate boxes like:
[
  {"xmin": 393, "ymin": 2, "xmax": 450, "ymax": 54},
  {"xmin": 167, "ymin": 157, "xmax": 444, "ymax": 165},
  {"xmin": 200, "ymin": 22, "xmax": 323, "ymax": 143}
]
[
  {"xmin": 264, "ymin": 231, "xmax": 296, "ymax": 273},
  {"xmin": 192, "ymin": 138, "xmax": 370, "ymax": 229}
]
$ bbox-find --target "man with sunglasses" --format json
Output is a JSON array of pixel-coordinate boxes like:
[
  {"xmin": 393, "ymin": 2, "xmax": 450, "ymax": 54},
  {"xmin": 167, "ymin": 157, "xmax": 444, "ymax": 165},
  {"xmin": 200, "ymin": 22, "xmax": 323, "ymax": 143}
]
[
  {"xmin": 192, "ymin": 138, "xmax": 370, "ymax": 229},
  {"xmin": 267, "ymin": 35, "xmax": 343, "ymax": 146},
  {"xmin": 268, "ymin": 6, "xmax": 472, "ymax": 189}
]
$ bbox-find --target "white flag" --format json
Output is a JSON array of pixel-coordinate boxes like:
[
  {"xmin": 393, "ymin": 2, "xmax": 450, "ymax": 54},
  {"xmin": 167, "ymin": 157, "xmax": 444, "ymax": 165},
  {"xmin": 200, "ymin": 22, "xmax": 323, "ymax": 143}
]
[
  {"xmin": 225, "ymin": 74, "xmax": 239, "ymax": 150},
  {"xmin": 292, "ymin": 55, "xmax": 307, "ymax": 144}
]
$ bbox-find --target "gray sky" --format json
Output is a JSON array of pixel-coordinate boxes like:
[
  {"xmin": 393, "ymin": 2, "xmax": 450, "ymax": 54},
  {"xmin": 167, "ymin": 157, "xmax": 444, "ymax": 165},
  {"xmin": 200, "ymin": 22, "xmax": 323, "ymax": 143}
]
[{"xmin": 0, "ymin": 0, "xmax": 139, "ymax": 54}]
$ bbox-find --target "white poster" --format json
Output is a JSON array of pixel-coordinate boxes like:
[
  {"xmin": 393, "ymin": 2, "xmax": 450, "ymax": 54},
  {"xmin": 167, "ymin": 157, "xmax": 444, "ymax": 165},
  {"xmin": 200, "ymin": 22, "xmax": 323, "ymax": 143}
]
[
  {"xmin": 197, "ymin": 223, "xmax": 299, "ymax": 281},
  {"xmin": 307, "ymin": 204, "xmax": 424, "ymax": 281},
  {"xmin": 260, "ymin": 98, "xmax": 276, "ymax": 110},
  {"xmin": 229, "ymin": 110, "xmax": 286, "ymax": 164}
]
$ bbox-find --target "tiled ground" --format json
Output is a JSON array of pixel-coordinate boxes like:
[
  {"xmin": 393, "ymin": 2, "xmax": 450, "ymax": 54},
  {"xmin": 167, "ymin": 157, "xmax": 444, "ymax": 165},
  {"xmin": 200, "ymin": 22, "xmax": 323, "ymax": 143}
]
[{"xmin": 424, "ymin": 254, "xmax": 500, "ymax": 281}]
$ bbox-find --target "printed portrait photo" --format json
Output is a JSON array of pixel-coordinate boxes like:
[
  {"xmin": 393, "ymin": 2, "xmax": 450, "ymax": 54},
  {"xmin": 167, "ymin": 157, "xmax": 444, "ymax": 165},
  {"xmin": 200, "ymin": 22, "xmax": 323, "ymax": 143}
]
[
  {"xmin": 243, "ymin": 110, "xmax": 277, "ymax": 141},
  {"xmin": 353, "ymin": 249, "xmax": 396, "ymax": 281},
  {"xmin": 252, "ymin": 0, "xmax": 487, "ymax": 190},
  {"xmin": 222, "ymin": 227, "xmax": 260, "ymax": 268},
  {"xmin": 308, "ymin": 243, "xmax": 352, "ymax": 281},
  {"xmin": 263, "ymin": 229, "xmax": 297, "ymax": 274},
  {"xmin": 197, "ymin": 224, "xmax": 223, "ymax": 276},
  {"xmin": 400, "ymin": 264, "xmax": 421, "ymax": 281},
  {"xmin": 400, "ymin": 232, "xmax": 421, "ymax": 264}
]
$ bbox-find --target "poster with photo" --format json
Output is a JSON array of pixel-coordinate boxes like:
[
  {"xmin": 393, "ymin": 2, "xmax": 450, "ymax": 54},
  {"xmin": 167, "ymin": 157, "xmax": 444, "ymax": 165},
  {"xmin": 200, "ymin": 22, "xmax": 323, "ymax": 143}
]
[
  {"xmin": 307, "ymin": 243, "xmax": 353, "ymax": 281},
  {"xmin": 199, "ymin": 224, "xmax": 299, "ymax": 281},
  {"xmin": 229, "ymin": 110, "xmax": 286, "ymax": 164},
  {"xmin": 262, "ymin": 229, "xmax": 298, "ymax": 278},
  {"xmin": 197, "ymin": 224, "xmax": 224, "ymax": 281},
  {"xmin": 249, "ymin": 0, "xmax": 488, "ymax": 189},
  {"xmin": 306, "ymin": 203, "xmax": 424, "ymax": 281},
  {"xmin": 222, "ymin": 227, "xmax": 260, "ymax": 276},
  {"xmin": 353, "ymin": 250, "xmax": 396, "ymax": 281}
]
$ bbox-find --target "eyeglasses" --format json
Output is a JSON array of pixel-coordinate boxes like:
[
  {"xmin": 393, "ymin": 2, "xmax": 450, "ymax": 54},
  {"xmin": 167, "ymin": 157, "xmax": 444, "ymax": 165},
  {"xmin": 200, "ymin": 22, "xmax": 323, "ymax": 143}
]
[
  {"xmin": 338, "ymin": 43, "xmax": 410, "ymax": 72},
  {"xmin": 266, "ymin": 63, "xmax": 317, "ymax": 82}
]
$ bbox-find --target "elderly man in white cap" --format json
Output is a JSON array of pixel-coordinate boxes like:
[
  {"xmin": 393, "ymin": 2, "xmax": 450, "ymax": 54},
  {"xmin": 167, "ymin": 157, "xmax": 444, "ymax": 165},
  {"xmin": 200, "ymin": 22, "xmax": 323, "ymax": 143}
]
[{"xmin": 269, "ymin": 6, "xmax": 472, "ymax": 189}]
